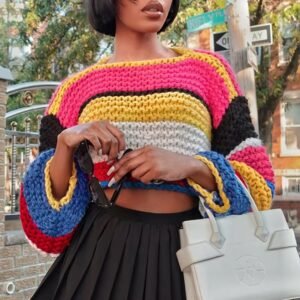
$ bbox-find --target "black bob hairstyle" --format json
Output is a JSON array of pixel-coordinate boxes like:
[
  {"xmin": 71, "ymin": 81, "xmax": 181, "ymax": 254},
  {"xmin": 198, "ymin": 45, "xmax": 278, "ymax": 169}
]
[{"xmin": 86, "ymin": 0, "xmax": 180, "ymax": 37}]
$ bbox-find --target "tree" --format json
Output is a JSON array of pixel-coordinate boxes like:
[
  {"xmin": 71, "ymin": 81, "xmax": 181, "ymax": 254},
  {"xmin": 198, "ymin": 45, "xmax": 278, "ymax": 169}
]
[
  {"xmin": 17, "ymin": 0, "xmax": 206, "ymax": 82},
  {"xmin": 3, "ymin": 0, "xmax": 299, "ymax": 145},
  {"xmin": 249, "ymin": 1, "xmax": 300, "ymax": 144}
]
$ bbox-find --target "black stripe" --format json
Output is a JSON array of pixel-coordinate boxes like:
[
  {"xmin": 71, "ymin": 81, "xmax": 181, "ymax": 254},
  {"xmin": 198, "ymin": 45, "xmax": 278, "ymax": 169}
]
[
  {"xmin": 211, "ymin": 96, "xmax": 257, "ymax": 156},
  {"xmin": 39, "ymin": 114, "xmax": 65, "ymax": 153},
  {"xmin": 78, "ymin": 88, "xmax": 212, "ymax": 118}
]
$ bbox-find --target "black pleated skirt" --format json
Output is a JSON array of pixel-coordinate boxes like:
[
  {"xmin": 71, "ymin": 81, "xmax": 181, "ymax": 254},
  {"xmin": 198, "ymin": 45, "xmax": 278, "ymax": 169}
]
[{"xmin": 31, "ymin": 202, "xmax": 202, "ymax": 300}]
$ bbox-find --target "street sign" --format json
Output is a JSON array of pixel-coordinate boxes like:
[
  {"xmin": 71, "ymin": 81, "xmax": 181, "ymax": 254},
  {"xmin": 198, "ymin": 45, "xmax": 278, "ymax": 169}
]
[
  {"xmin": 213, "ymin": 32, "xmax": 230, "ymax": 51},
  {"xmin": 212, "ymin": 23, "xmax": 273, "ymax": 51},
  {"xmin": 251, "ymin": 23, "xmax": 273, "ymax": 47},
  {"xmin": 187, "ymin": 9, "xmax": 226, "ymax": 33},
  {"xmin": 247, "ymin": 44, "xmax": 258, "ymax": 72}
]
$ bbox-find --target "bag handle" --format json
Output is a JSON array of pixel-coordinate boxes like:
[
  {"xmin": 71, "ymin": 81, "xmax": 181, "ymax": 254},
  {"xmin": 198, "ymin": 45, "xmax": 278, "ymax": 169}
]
[{"xmin": 198, "ymin": 176, "xmax": 270, "ymax": 249}]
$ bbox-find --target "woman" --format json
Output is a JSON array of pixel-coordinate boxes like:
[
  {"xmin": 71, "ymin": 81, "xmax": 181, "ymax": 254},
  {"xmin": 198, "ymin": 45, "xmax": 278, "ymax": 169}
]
[{"xmin": 20, "ymin": 0, "xmax": 275, "ymax": 299}]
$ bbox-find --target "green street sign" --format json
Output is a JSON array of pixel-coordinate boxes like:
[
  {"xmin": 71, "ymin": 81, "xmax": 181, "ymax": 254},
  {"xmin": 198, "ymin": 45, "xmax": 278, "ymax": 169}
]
[{"xmin": 187, "ymin": 9, "xmax": 226, "ymax": 33}]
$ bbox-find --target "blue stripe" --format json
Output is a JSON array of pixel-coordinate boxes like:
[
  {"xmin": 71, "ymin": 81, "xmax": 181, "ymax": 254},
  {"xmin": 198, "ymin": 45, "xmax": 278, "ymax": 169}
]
[
  {"xmin": 23, "ymin": 149, "xmax": 90, "ymax": 237},
  {"xmin": 193, "ymin": 151, "xmax": 251, "ymax": 215}
]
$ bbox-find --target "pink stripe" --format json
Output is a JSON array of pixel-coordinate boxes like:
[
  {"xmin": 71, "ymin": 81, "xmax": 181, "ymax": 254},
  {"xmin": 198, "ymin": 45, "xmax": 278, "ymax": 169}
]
[
  {"xmin": 228, "ymin": 146, "xmax": 275, "ymax": 183},
  {"xmin": 197, "ymin": 49, "xmax": 243, "ymax": 96},
  {"xmin": 45, "ymin": 78, "xmax": 68, "ymax": 115},
  {"xmin": 55, "ymin": 58, "xmax": 233, "ymax": 128}
]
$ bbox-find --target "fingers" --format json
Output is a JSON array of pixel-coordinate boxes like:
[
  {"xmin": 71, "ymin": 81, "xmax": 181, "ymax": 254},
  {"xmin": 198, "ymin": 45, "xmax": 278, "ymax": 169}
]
[
  {"xmin": 108, "ymin": 153, "xmax": 146, "ymax": 186},
  {"xmin": 106, "ymin": 123, "xmax": 126, "ymax": 152},
  {"xmin": 107, "ymin": 148, "xmax": 159, "ymax": 186},
  {"xmin": 87, "ymin": 121, "xmax": 126, "ymax": 161},
  {"xmin": 85, "ymin": 134, "xmax": 102, "ymax": 153}
]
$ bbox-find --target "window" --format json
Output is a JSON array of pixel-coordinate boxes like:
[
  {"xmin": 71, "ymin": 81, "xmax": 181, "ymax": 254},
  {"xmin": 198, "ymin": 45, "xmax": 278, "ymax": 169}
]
[
  {"xmin": 282, "ymin": 176, "xmax": 300, "ymax": 199},
  {"xmin": 281, "ymin": 98, "xmax": 300, "ymax": 156}
]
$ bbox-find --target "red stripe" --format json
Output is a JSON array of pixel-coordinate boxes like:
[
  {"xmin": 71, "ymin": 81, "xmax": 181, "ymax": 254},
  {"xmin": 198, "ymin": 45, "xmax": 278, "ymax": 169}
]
[{"xmin": 20, "ymin": 185, "xmax": 74, "ymax": 254}]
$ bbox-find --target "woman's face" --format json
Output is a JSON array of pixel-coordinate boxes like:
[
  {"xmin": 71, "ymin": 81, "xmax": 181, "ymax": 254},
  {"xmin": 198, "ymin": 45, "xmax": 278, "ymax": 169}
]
[{"xmin": 115, "ymin": 0, "xmax": 173, "ymax": 34}]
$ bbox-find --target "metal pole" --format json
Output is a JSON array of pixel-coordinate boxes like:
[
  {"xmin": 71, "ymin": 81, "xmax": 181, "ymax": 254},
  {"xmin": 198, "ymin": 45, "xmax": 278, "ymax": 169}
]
[
  {"xmin": 10, "ymin": 121, "xmax": 17, "ymax": 213},
  {"xmin": 226, "ymin": 0, "xmax": 259, "ymax": 133},
  {"xmin": 25, "ymin": 117, "xmax": 31, "ymax": 169},
  {"xmin": 36, "ymin": 114, "xmax": 43, "ymax": 132}
]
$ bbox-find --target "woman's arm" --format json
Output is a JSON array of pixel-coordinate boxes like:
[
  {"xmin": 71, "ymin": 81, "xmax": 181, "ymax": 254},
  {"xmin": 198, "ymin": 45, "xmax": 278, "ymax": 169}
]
[{"xmin": 186, "ymin": 50, "xmax": 274, "ymax": 215}]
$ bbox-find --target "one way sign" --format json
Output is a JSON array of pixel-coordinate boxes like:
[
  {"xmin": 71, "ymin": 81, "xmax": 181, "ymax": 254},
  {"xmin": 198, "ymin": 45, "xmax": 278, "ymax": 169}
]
[
  {"xmin": 212, "ymin": 23, "xmax": 273, "ymax": 51},
  {"xmin": 213, "ymin": 32, "xmax": 230, "ymax": 51}
]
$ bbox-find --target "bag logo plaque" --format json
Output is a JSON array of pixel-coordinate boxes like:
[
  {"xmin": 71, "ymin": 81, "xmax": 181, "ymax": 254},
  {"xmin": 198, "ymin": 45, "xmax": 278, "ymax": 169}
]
[{"xmin": 235, "ymin": 256, "xmax": 266, "ymax": 286}]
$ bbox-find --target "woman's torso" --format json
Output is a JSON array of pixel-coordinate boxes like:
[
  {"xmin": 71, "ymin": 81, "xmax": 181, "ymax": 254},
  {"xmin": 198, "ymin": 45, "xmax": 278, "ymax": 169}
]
[{"xmin": 46, "ymin": 47, "xmax": 236, "ymax": 212}]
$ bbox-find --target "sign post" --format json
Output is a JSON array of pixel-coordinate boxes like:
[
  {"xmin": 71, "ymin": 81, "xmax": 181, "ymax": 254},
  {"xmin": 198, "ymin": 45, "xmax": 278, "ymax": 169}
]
[{"xmin": 226, "ymin": 0, "xmax": 259, "ymax": 133}]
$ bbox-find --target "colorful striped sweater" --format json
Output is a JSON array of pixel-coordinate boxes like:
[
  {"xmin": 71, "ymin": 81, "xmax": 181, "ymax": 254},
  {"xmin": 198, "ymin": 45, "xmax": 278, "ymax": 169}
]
[{"xmin": 20, "ymin": 47, "xmax": 275, "ymax": 256}]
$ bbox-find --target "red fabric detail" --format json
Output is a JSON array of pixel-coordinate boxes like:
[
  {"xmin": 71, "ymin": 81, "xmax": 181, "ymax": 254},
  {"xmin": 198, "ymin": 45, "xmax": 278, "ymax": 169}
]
[{"xmin": 19, "ymin": 185, "xmax": 75, "ymax": 254}]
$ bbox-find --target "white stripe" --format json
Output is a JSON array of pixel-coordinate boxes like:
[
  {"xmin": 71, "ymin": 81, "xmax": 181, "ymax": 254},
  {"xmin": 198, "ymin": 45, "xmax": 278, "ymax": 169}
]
[
  {"xmin": 226, "ymin": 137, "xmax": 262, "ymax": 158},
  {"xmin": 112, "ymin": 121, "xmax": 211, "ymax": 155},
  {"xmin": 24, "ymin": 234, "xmax": 59, "ymax": 257}
]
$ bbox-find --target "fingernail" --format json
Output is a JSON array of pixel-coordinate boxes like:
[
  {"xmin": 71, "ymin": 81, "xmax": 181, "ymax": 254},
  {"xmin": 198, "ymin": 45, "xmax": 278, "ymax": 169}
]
[
  {"xmin": 108, "ymin": 177, "xmax": 116, "ymax": 187},
  {"xmin": 98, "ymin": 149, "xmax": 102, "ymax": 156},
  {"xmin": 102, "ymin": 155, "xmax": 108, "ymax": 162},
  {"xmin": 107, "ymin": 160, "xmax": 114, "ymax": 165},
  {"xmin": 118, "ymin": 150, "xmax": 125, "ymax": 160},
  {"xmin": 107, "ymin": 166, "xmax": 115, "ymax": 176}
]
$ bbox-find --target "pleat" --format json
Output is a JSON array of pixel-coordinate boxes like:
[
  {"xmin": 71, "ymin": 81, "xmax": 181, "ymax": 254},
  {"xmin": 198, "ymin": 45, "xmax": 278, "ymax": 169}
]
[
  {"xmin": 55, "ymin": 212, "xmax": 114, "ymax": 300},
  {"xmin": 158, "ymin": 225, "xmax": 172, "ymax": 300},
  {"xmin": 31, "ymin": 203, "xmax": 103, "ymax": 300},
  {"xmin": 128, "ymin": 223, "xmax": 151, "ymax": 300},
  {"xmin": 91, "ymin": 219, "xmax": 130, "ymax": 300},
  {"xmin": 55, "ymin": 205, "xmax": 105, "ymax": 283},
  {"xmin": 169, "ymin": 225, "xmax": 186, "ymax": 300},
  {"xmin": 110, "ymin": 222, "xmax": 143, "ymax": 300},
  {"xmin": 32, "ymin": 203, "xmax": 200, "ymax": 300},
  {"xmin": 144, "ymin": 225, "xmax": 160, "ymax": 300}
]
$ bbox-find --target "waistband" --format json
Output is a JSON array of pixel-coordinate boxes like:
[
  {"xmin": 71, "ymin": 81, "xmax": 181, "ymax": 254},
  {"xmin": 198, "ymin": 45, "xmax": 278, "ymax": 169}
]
[{"xmin": 92, "ymin": 203, "xmax": 202, "ymax": 225}]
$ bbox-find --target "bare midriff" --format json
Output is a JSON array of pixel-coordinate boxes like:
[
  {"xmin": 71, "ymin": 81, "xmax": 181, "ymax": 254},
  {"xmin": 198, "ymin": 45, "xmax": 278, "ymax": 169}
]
[{"xmin": 104, "ymin": 188, "xmax": 197, "ymax": 213}]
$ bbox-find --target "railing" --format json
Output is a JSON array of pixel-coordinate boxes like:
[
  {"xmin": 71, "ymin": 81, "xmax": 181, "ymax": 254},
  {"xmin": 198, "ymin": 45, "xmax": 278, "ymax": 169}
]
[
  {"xmin": 5, "ymin": 118, "xmax": 40, "ymax": 214},
  {"xmin": 5, "ymin": 81, "xmax": 59, "ymax": 216}
]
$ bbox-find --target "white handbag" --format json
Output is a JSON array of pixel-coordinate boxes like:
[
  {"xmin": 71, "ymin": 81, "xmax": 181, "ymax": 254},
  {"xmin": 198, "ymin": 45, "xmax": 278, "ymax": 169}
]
[{"xmin": 177, "ymin": 178, "xmax": 300, "ymax": 300}]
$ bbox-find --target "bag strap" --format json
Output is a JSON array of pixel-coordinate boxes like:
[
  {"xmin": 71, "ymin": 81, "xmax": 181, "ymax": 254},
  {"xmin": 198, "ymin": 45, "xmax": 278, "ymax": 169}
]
[{"xmin": 198, "ymin": 176, "xmax": 270, "ymax": 249}]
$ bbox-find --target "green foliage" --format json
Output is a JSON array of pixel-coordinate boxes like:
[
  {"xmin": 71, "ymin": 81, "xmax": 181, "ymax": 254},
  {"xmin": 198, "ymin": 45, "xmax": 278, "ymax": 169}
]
[
  {"xmin": 1, "ymin": 0, "xmax": 299, "ymax": 142},
  {"xmin": 252, "ymin": 1, "xmax": 300, "ymax": 141},
  {"xmin": 17, "ymin": 0, "xmax": 111, "ymax": 81}
]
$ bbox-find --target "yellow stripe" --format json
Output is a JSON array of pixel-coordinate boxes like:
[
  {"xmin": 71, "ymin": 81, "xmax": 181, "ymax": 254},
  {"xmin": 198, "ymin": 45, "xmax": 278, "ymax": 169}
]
[
  {"xmin": 78, "ymin": 92, "xmax": 212, "ymax": 140},
  {"xmin": 187, "ymin": 155, "xmax": 231, "ymax": 214},
  {"xmin": 47, "ymin": 47, "xmax": 238, "ymax": 116},
  {"xmin": 230, "ymin": 161, "xmax": 272, "ymax": 210},
  {"xmin": 184, "ymin": 49, "xmax": 238, "ymax": 101},
  {"xmin": 44, "ymin": 158, "xmax": 77, "ymax": 211}
]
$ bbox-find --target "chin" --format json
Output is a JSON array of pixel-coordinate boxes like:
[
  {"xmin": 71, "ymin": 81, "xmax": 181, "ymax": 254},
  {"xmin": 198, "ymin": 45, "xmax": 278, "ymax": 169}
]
[{"xmin": 135, "ymin": 23, "xmax": 165, "ymax": 34}]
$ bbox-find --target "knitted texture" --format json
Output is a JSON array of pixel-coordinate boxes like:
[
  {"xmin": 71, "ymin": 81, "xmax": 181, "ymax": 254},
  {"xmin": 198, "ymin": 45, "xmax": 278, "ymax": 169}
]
[
  {"xmin": 188, "ymin": 151, "xmax": 251, "ymax": 215},
  {"xmin": 19, "ymin": 186, "xmax": 75, "ymax": 256},
  {"xmin": 44, "ymin": 157, "xmax": 78, "ymax": 211},
  {"xmin": 21, "ymin": 47, "xmax": 275, "ymax": 254},
  {"xmin": 21, "ymin": 149, "xmax": 90, "ymax": 254}
]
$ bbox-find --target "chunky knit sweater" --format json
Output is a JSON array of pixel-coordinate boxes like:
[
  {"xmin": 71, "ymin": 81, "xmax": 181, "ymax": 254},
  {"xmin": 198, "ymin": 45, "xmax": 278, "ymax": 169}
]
[{"xmin": 20, "ymin": 47, "xmax": 274, "ymax": 255}]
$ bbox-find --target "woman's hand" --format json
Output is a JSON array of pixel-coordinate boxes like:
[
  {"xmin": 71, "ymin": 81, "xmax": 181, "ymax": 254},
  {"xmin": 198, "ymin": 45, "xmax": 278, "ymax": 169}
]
[
  {"xmin": 58, "ymin": 121, "xmax": 126, "ymax": 161},
  {"xmin": 107, "ymin": 146, "xmax": 201, "ymax": 186}
]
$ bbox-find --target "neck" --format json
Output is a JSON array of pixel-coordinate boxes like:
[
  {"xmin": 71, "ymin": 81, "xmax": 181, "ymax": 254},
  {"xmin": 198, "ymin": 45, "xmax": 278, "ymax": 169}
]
[{"xmin": 108, "ymin": 27, "xmax": 174, "ymax": 63}]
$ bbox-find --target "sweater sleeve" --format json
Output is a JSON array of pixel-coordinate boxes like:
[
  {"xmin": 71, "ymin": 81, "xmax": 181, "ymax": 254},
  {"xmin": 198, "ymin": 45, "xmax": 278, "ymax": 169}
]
[
  {"xmin": 20, "ymin": 83, "xmax": 90, "ymax": 256},
  {"xmin": 187, "ymin": 51, "xmax": 274, "ymax": 216}
]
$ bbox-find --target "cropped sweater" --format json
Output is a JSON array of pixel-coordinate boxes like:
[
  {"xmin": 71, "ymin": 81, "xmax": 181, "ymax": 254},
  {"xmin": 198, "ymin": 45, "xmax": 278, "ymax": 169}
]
[{"xmin": 20, "ymin": 47, "xmax": 275, "ymax": 256}]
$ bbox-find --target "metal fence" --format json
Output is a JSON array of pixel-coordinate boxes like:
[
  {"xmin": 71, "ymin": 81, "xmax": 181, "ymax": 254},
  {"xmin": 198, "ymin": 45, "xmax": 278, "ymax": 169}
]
[
  {"xmin": 5, "ymin": 119, "xmax": 40, "ymax": 214},
  {"xmin": 5, "ymin": 81, "xmax": 59, "ymax": 215}
]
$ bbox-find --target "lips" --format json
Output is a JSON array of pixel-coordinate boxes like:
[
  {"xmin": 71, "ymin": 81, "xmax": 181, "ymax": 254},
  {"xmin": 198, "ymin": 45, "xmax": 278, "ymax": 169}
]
[{"xmin": 141, "ymin": 1, "xmax": 164, "ymax": 13}]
